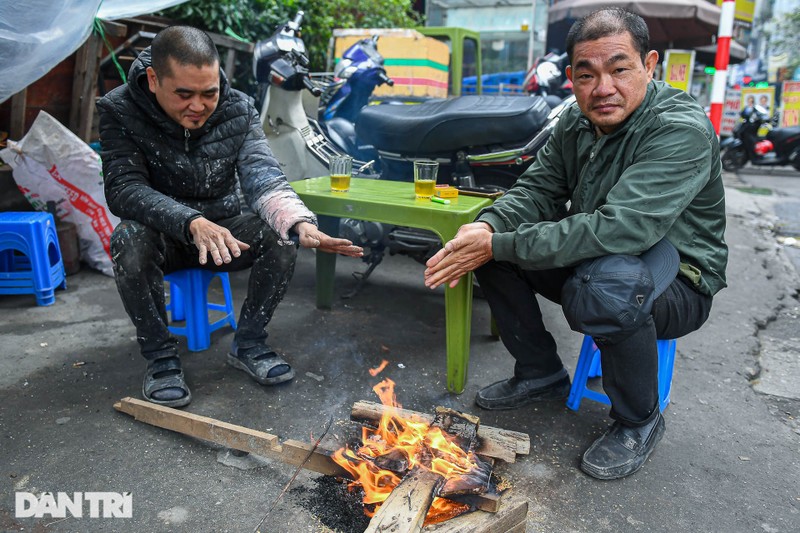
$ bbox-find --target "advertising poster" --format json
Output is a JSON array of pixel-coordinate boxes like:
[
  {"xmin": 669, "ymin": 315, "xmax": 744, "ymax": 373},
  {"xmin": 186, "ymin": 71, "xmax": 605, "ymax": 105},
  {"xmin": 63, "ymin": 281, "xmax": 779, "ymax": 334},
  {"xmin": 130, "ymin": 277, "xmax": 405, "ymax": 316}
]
[
  {"xmin": 722, "ymin": 89, "xmax": 742, "ymax": 137},
  {"xmin": 741, "ymin": 86, "xmax": 776, "ymax": 116},
  {"xmin": 780, "ymin": 81, "xmax": 800, "ymax": 128},
  {"xmin": 663, "ymin": 50, "xmax": 695, "ymax": 93}
]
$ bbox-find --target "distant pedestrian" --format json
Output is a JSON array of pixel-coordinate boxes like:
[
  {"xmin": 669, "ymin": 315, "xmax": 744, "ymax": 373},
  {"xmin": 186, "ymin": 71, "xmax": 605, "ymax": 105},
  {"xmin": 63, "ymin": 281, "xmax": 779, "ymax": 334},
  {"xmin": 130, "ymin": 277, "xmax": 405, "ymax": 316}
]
[
  {"xmin": 424, "ymin": 8, "xmax": 727, "ymax": 479},
  {"xmin": 97, "ymin": 26, "xmax": 362, "ymax": 407}
]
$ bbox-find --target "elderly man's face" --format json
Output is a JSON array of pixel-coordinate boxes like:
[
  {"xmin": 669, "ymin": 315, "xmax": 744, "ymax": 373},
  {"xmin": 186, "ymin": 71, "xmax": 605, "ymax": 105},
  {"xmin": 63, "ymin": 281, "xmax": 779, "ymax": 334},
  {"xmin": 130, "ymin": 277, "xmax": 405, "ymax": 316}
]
[
  {"xmin": 147, "ymin": 57, "xmax": 220, "ymax": 130},
  {"xmin": 566, "ymin": 32, "xmax": 658, "ymax": 135}
]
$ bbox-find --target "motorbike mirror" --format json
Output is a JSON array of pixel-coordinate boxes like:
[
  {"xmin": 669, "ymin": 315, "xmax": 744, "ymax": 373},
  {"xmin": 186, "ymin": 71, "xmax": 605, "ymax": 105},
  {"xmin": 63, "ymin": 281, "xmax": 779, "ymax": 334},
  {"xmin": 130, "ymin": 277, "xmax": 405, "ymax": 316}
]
[{"xmin": 287, "ymin": 11, "xmax": 304, "ymax": 32}]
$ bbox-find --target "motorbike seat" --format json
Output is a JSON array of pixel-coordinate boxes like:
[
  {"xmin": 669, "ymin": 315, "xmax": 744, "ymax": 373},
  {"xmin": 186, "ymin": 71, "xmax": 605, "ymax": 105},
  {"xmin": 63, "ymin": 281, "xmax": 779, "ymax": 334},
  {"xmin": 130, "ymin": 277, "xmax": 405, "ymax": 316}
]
[
  {"xmin": 767, "ymin": 126, "xmax": 800, "ymax": 145},
  {"xmin": 355, "ymin": 95, "xmax": 551, "ymax": 154}
]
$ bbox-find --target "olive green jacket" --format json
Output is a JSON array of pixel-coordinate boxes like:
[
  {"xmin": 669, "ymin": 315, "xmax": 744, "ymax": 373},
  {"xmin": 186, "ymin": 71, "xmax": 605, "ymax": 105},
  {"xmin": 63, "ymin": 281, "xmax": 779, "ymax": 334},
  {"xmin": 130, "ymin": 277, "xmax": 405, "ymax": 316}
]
[{"xmin": 478, "ymin": 80, "xmax": 728, "ymax": 296}]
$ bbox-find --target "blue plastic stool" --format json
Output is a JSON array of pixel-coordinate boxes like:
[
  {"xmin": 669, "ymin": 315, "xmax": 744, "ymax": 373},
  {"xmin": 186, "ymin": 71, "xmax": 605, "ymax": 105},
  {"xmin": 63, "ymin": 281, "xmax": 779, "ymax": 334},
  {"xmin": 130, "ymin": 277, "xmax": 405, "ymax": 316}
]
[
  {"xmin": 0, "ymin": 212, "xmax": 67, "ymax": 306},
  {"xmin": 567, "ymin": 335, "xmax": 676, "ymax": 412},
  {"xmin": 164, "ymin": 269, "xmax": 237, "ymax": 351}
]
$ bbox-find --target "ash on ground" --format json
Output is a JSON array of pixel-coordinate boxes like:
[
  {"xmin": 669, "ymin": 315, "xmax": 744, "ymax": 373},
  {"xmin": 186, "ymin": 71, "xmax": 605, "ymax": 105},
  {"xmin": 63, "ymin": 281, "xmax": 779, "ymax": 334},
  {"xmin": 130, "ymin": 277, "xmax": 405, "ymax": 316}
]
[{"xmin": 291, "ymin": 476, "xmax": 371, "ymax": 533}]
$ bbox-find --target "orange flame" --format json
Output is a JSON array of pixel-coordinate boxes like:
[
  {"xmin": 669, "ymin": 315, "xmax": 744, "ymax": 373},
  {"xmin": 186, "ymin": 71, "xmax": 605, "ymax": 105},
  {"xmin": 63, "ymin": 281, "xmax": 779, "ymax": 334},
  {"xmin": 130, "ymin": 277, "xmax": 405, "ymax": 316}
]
[
  {"xmin": 332, "ymin": 378, "xmax": 475, "ymax": 524},
  {"xmin": 368, "ymin": 359, "xmax": 389, "ymax": 377}
]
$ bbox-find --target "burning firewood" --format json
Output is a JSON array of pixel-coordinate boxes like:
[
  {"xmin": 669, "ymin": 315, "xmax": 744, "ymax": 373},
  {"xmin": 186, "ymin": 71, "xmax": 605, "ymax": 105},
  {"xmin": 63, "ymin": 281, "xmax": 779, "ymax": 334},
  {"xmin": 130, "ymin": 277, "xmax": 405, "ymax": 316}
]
[
  {"xmin": 363, "ymin": 467, "xmax": 444, "ymax": 533},
  {"xmin": 350, "ymin": 401, "xmax": 529, "ymax": 463},
  {"xmin": 431, "ymin": 407, "xmax": 480, "ymax": 454},
  {"xmin": 332, "ymin": 378, "xmax": 522, "ymax": 528},
  {"xmin": 114, "ymin": 380, "xmax": 531, "ymax": 533}
]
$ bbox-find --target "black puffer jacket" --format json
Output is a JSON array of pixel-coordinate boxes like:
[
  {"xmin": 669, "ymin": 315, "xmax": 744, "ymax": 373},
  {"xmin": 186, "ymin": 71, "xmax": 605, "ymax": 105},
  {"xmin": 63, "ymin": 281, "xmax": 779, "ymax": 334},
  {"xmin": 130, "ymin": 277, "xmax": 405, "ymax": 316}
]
[{"xmin": 97, "ymin": 48, "xmax": 315, "ymax": 244}]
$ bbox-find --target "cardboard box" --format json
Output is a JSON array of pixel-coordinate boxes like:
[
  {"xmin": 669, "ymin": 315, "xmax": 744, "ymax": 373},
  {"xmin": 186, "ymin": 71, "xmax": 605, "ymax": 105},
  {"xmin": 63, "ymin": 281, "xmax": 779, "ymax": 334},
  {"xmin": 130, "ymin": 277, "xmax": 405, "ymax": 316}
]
[{"xmin": 332, "ymin": 29, "xmax": 450, "ymax": 98}]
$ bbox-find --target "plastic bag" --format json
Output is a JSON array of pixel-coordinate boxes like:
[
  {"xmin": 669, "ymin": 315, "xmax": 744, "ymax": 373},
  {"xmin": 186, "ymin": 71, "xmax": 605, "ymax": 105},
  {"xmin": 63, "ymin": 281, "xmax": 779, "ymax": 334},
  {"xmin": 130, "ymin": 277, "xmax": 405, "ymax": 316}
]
[{"xmin": 0, "ymin": 111, "xmax": 119, "ymax": 277}]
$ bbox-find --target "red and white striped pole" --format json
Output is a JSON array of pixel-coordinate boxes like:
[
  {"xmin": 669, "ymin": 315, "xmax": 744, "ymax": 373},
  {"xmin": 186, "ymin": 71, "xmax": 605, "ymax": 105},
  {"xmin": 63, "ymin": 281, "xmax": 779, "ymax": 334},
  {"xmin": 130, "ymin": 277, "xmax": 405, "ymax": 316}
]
[{"xmin": 709, "ymin": 0, "xmax": 736, "ymax": 134}]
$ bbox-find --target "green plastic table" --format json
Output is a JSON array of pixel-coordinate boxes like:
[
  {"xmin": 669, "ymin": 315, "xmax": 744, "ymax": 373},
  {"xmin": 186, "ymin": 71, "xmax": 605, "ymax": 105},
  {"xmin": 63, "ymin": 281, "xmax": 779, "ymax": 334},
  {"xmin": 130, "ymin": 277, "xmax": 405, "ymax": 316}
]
[{"xmin": 292, "ymin": 177, "xmax": 493, "ymax": 393}]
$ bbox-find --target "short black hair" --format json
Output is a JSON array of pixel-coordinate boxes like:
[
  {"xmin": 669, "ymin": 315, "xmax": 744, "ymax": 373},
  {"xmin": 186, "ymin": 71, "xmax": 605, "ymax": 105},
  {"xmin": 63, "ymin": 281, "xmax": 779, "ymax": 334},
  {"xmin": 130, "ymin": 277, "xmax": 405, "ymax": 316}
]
[
  {"xmin": 150, "ymin": 25, "xmax": 220, "ymax": 80},
  {"xmin": 566, "ymin": 8, "xmax": 650, "ymax": 65}
]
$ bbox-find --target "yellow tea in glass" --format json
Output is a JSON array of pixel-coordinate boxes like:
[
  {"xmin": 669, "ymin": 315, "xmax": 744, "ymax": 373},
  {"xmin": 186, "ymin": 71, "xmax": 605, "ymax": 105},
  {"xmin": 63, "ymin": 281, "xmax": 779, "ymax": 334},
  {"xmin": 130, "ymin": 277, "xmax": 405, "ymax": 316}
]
[
  {"xmin": 414, "ymin": 160, "xmax": 439, "ymax": 199},
  {"xmin": 330, "ymin": 174, "xmax": 351, "ymax": 192},
  {"xmin": 330, "ymin": 155, "xmax": 353, "ymax": 192}
]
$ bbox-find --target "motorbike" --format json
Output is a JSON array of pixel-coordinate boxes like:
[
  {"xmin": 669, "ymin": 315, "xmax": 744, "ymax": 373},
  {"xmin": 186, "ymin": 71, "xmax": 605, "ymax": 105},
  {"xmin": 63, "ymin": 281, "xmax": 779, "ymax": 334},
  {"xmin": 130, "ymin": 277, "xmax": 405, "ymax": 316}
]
[
  {"xmin": 254, "ymin": 12, "xmax": 572, "ymax": 293},
  {"xmin": 316, "ymin": 35, "xmax": 395, "ymax": 166},
  {"xmin": 720, "ymin": 105, "xmax": 800, "ymax": 172},
  {"xmin": 523, "ymin": 51, "xmax": 573, "ymax": 108}
]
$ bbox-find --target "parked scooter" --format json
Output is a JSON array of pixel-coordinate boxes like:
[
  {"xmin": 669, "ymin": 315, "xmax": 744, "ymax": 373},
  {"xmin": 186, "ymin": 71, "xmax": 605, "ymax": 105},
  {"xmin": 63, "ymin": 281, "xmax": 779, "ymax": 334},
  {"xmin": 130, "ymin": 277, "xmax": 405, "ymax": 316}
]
[
  {"xmin": 318, "ymin": 35, "xmax": 394, "ymax": 166},
  {"xmin": 721, "ymin": 105, "xmax": 800, "ymax": 172},
  {"xmin": 254, "ymin": 13, "xmax": 572, "ymax": 292}
]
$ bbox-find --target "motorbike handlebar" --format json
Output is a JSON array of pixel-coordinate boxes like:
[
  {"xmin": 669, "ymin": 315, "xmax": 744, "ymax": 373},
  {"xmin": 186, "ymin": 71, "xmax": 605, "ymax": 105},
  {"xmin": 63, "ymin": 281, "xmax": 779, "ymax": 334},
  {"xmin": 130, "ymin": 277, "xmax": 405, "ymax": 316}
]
[
  {"xmin": 303, "ymin": 76, "xmax": 322, "ymax": 96},
  {"xmin": 378, "ymin": 71, "xmax": 394, "ymax": 87}
]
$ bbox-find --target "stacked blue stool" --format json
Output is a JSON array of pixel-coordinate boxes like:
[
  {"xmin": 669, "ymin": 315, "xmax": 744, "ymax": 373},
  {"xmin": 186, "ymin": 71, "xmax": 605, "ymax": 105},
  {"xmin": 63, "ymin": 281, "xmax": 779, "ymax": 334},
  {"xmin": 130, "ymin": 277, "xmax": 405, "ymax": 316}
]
[
  {"xmin": 164, "ymin": 269, "xmax": 237, "ymax": 351},
  {"xmin": 567, "ymin": 335, "xmax": 676, "ymax": 412},
  {"xmin": 0, "ymin": 212, "xmax": 67, "ymax": 306}
]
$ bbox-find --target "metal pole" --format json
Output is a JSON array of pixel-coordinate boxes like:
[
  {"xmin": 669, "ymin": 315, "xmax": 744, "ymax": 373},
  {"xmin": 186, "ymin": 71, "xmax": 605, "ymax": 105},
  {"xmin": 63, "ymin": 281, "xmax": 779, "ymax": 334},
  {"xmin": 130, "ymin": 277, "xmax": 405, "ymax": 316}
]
[{"xmin": 709, "ymin": 0, "xmax": 736, "ymax": 134}]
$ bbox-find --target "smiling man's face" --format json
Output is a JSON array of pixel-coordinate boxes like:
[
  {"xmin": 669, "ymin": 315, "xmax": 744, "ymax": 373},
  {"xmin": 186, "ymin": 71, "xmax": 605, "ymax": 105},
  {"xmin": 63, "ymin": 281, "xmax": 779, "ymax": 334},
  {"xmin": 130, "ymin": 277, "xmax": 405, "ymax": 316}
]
[
  {"xmin": 566, "ymin": 32, "xmax": 658, "ymax": 135},
  {"xmin": 147, "ymin": 57, "xmax": 220, "ymax": 130}
]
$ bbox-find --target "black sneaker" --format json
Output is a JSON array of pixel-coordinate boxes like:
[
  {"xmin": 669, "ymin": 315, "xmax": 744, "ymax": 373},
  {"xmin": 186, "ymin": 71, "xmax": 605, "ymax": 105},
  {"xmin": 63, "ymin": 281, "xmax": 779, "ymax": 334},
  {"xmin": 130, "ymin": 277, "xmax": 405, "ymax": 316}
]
[
  {"xmin": 475, "ymin": 369, "xmax": 571, "ymax": 410},
  {"xmin": 580, "ymin": 411, "xmax": 666, "ymax": 480}
]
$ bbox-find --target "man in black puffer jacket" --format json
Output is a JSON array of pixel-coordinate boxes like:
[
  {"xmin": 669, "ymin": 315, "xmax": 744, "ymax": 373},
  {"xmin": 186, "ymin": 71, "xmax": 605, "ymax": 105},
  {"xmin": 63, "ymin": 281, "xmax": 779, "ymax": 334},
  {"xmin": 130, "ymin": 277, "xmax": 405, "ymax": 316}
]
[{"xmin": 97, "ymin": 26, "xmax": 362, "ymax": 407}]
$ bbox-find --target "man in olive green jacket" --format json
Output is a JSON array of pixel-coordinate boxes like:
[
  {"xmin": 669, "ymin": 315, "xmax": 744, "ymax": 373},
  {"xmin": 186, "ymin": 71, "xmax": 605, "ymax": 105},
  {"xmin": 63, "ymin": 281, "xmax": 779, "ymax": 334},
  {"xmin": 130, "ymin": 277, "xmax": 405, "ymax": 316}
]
[{"xmin": 424, "ymin": 8, "xmax": 727, "ymax": 480}]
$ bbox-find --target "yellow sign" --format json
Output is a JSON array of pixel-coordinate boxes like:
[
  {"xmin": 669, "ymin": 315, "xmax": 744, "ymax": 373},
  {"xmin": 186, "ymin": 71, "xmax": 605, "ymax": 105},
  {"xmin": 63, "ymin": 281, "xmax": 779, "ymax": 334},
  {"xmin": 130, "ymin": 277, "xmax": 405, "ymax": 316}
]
[
  {"xmin": 781, "ymin": 81, "xmax": 800, "ymax": 128},
  {"xmin": 717, "ymin": 0, "xmax": 756, "ymax": 23},
  {"xmin": 663, "ymin": 50, "xmax": 695, "ymax": 92},
  {"xmin": 741, "ymin": 86, "xmax": 776, "ymax": 117},
  {"xmin": 741, "ymin": 86, "xmax": 776, "ymax": 135}
]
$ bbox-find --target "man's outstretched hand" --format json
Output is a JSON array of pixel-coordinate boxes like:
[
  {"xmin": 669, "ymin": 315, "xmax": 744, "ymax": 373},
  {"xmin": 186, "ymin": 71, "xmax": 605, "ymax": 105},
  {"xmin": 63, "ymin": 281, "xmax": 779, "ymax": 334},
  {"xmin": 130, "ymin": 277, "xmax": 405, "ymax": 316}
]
[
  {"xmin": 294, "ymin": 221, "xmax": 363, "ymax": 257},
  {"xmin": 424, "ymin": 222, "xmax": 494, "ymax": 289},
  {"xmin": 189, "ymin": 217, "xmax": 250, "ymax": 266}
]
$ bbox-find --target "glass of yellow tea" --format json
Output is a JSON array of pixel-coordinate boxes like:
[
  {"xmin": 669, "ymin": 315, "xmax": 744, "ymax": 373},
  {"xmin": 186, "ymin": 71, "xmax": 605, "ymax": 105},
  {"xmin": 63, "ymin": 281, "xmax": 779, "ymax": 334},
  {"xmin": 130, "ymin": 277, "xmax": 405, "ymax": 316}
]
[
  {"xmin": 414, "ymin": 159, "xmax": 438, "ymax": 199},
  {"xmin": 330, "ymin": 155, "xmax": 353, "ymax": 193}
]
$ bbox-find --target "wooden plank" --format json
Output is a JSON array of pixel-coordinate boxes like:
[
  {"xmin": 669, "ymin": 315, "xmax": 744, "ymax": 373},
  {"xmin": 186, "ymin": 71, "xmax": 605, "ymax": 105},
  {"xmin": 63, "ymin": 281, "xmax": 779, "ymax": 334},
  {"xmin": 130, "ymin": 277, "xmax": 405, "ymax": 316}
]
[
  {"xmin": 446, "ymin": 488, "xmax": 502, "ymax": 513},
  {"xmin": 365, "ymin": 467, "xmax": 444, "ymax": 533},
  {"xmin": 69, "ymin": 40, "xmax": 91, "ymax": 133},
  {"xmin": 78, "ymin": 33, "xmax": 103, "ymax": 142},
  {"xmin": 421, "ymin": 491, "xmax": 528, "ymax": 533},
  {"xmin": 224, "ymin": 47, "xmax": 236, "ymax": 79},
  {"xmin": 9, "ymin": 89, "xmax": 26, "ymax": 140},
  {"xmin": 97, "ymin": 19, "xmax": 128, "ymax": 38},
  {"xmin": 120, "ymin": 17, "xmax": 254, "ymax": 52},
  {"xmin": 113, "ymin": 397, "xmax": 349, "ymax": 477},
  {"xmin": 351, "ymin": 401, "xmax": 529, "ymax": 463}
]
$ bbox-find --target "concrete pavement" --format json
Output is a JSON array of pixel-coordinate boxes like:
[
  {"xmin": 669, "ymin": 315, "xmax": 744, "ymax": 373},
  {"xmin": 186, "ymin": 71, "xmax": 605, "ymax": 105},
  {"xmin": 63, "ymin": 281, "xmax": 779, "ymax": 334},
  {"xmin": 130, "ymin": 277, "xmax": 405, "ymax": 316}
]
[{"xmin": 0, "ymin": 174, "xmax": 798, "ymax": 532}]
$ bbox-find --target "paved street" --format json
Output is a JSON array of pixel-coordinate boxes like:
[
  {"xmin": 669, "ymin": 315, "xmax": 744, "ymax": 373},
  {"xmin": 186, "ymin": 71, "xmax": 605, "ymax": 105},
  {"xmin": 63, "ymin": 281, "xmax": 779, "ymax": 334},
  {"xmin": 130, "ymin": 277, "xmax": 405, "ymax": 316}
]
[{"xmin": 0, "ymin": 170, "xmax": 798, "ymax": 532}]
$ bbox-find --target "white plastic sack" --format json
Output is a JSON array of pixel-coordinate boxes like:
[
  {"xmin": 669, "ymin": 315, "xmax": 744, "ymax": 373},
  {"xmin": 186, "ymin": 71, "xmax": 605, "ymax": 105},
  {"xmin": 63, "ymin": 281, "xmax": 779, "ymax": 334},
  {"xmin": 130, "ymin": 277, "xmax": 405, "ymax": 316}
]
[{"xmin": 0, "ymin": 111, "xmax": 119, "ymax": 277}]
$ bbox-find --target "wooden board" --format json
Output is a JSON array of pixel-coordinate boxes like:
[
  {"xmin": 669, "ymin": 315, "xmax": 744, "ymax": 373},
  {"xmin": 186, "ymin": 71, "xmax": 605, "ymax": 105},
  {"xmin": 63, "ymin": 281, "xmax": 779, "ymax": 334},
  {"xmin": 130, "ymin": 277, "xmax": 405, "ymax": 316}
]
[
  {"xmin": 351, "ymin": 401, "xmax": 530, "ymax": 463},
  {"xmin": 364, "ymin": 467, "xmax": 444, "ymax": 533},
  {"xmin": 421, "ymin": 491, "xmax": 528, "ymax": 533},
  {"xmin": 113, "ymin": 397, "xmax": 348, "ymax": 477}
]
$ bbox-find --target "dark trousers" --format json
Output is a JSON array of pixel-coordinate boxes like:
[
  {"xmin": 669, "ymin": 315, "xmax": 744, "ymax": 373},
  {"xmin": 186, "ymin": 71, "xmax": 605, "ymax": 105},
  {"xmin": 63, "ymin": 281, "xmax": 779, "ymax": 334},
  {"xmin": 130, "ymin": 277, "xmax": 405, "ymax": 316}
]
[
  {"xmin": 475, "ymin": 259, "xmax": 713, "ymax": 425},
  {"xmin": 110, "ymin": 213, "xmax": 297, "ymax": 360}
]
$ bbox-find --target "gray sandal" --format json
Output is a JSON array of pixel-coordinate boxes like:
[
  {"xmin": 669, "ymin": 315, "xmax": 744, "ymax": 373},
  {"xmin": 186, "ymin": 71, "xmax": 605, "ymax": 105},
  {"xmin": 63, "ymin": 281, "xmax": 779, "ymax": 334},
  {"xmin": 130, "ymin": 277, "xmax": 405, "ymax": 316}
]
[
  {"xmin": 226, "ymin": 348, "xmax": 294, "ymax": 385},
  {"xmin": 142, "ymin": 356, "xmax": 192, "ymax": 408}
]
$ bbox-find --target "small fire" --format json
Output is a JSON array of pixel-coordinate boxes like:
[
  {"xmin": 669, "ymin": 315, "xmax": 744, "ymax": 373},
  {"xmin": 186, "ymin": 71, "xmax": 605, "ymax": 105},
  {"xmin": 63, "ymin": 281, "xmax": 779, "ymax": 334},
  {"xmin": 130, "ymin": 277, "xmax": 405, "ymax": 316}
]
[{"xmin": 332, "ymin": 379, "xmax": 476, "ymax": 524}]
